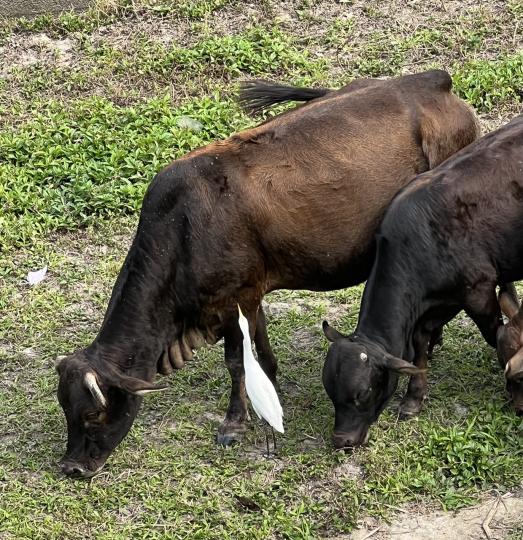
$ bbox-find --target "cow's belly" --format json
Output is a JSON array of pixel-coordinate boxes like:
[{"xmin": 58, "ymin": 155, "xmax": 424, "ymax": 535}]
[
  {"xmin": 262, "ymin": 216, "xmax": 377, "ymax": 292},
  {"xmin": 267, "ymin": 245, "xmax": 374, "ymax": 292}
]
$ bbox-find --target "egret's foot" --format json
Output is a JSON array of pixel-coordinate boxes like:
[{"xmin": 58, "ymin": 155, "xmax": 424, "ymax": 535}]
[
  {"xmin": 216, "ymin": 420, "xmax": 247, "ymax": 446},
  {"xmin": 398, "ymin": 395, "xmax": 425, "ymax": 420}
]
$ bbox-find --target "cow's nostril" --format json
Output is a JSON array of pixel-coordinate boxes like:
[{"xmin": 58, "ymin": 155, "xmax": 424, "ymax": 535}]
[
  {"xmin": 332, "ymin": 429, "xmax": 369, "ymax": 450},
  {"xmin": 332, "ymin": 433, "xmax": 356, "ymax": 450},
  {"xmin": 60, "ymin": 461, "xmax": 86, "ymax": 477}
]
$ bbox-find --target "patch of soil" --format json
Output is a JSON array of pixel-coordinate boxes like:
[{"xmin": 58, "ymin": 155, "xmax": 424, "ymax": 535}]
[
  {"xmin": 332, "ymin": 461, "xmax": 364, "ymax": 481},
  {"xmin": 347, "ymin": 492, "xmax": 523, "ymax": 540},
  {"xmin": 0, "ymin": 32, "xmax": 75, "ymax": 73}
]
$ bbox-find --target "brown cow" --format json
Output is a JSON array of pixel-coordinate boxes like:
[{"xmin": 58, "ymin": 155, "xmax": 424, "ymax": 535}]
[{"xmin": 56, "ymin": 70, "xmax": 478, "ymax": 477}]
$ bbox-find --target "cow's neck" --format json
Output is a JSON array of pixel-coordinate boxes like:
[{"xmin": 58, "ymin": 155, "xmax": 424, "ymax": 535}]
[
  {"xmin": 355, "ymin": 241, "xmax": 422, "ymax": 360},
  {"xmin": 92, "ymin": 229, "xmax": 179, "ymax": 376}
]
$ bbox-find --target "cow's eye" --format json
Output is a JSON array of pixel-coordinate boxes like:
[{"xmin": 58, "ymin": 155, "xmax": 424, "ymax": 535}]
[
  {"xmin": 84, "ymin": 411, "xmax": 106, "ymax": 424},
  {"xmin": 355, "ymin": 388, "xmax": 372, "ymax": 405}
]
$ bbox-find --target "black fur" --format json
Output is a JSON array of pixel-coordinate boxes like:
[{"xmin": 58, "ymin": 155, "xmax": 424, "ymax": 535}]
[
  {"xmin": 323, "ymin": 114, "xmax": 523, "ymax": 448},
  {"xmin": 238, "ymin": 80, "xmax": 331, "ymax": 115}
]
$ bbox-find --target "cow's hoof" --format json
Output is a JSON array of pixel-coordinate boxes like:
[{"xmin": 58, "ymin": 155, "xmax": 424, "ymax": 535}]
[
  {"xmin": 216, "ymin": 422, "xmax": 246, "ymax": 447},
  {"xmin": 216, "ymin": 433, "xmax": 240, "ymax": 446},
  {"xmin": 398, "ymin": 398, "xmax": 423, "ymax": 420}
]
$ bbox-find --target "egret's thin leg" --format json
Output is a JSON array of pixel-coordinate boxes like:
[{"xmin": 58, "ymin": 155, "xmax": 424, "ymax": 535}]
[
  {"xmin": 271, "ymin": 427, "xmax": 276, "ymax": 452},
  {"xmin": 264, "ymin": 424, "xmax": 270, "ymax": 457}
]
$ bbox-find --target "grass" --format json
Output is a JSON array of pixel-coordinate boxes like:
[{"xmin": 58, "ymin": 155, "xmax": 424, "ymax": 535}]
[
  {"xmin": 0, "ymin": 95, "xmax": 250, "ymax": 251},
  {"xmin": 1, "ymin": 0, "xmax": 522, "ymax": 537},
  {"xmin": 1, "ymin": 230, "xmax": 522, "ymax": 537},
  {"xmin": 508, "ymin": 527, "xmax": 523, "ymax": 540},
  {"xmin": 453, "ymin": 54, "xmax": 523, "ymax": 112}
]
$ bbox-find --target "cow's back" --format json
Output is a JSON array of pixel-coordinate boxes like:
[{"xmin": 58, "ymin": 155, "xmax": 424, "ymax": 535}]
[
  {"xmin": 146, "ymin": 71, "xmax": 478, "ymax": 296},
  {"xmin": 223, "ymin": 72, "xmax": 477, "ymax": 290},
  {"xmin": 380, "ymin": 114, "xmax": 523, "ymax": 286}
]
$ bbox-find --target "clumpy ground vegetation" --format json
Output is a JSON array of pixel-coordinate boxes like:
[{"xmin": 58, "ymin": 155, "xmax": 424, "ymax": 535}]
[{"xmin": 0, "ymin": 0, "xmax": 522, "ymax": 538}]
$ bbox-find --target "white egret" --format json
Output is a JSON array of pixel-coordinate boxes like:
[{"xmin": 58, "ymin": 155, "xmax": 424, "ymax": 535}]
[{"xmin": 238, "ymin": 305, "xmax": 283, "ymax": 456}]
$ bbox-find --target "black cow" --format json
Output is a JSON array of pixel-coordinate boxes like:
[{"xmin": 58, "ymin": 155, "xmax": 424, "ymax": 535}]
[
  {"xmin": 56, "ymin": 71, "xmax": 478, "ymax": 477},
  {"xmin": 323, "ymin": 114, "xmax": 523, "ymax": 449}
]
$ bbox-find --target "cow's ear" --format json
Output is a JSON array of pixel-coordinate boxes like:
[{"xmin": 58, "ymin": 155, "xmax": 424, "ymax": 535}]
[
  {"xmin": 322, "ymin": 321, "xmax": 345, "ymax": 342},
  {"xmin": 506, "ymin": 348, "xmax": 523, "ymax": 381},
  {"xmin": 114, "ymin": 375, "xmax": 168, "ymax": 396},
  {"xmin": 102, "ymin": 367, "xmax": 168, "ymax": 396},
  {"xmin": 381, "ymin": 353, "xmax": 426, "ymax": 376}
]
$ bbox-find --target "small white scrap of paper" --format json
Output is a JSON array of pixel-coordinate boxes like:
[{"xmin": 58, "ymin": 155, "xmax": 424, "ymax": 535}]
[
  {"xmin": 176, "ymin": 116, "xmax": 203, "ymax": 132},
  {"xmin": 27, "ymin": 266, "xmax": 48, "ymax": 285}
]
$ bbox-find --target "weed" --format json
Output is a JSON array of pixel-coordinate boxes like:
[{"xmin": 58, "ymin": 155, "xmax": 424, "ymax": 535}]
[{"xmin": 0, "ymin": 95, "xmax": 249, "ymax": 251}]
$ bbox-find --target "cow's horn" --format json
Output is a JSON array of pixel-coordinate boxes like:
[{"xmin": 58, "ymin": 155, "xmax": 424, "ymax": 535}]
[
  {"xmin": 505, "ymin": 348, "xmax": 523, "ymax": 381},
  {"xmin": 84, "ymin": 372, "xmax": 107, "ymax": 408},
  {"xmin": 499, "ymin": 291, "xmax": 519, "ymax": 319},
  {"xmin": 54, "ymin": 354, "xmax": 68, "ymax": 367}
]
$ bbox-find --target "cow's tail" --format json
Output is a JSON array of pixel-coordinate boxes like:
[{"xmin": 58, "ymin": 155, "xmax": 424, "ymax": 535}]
[{"xmin": 238, "ymin": 80, "xmax": 331, "ymax": 115}]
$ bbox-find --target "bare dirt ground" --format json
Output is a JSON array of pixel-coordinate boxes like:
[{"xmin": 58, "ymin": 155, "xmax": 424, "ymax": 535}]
[{"xmin": 349, "ymin": 492, "xmax": 523, "ymax": 540}]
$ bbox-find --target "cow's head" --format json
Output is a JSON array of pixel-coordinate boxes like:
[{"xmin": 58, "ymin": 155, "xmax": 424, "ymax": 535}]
[
  {"xmin": 322, "ymin": 321, "xmax": 422, "ymax": 449},
  {"xmin": 56, "ymin": 351, "xmax": 166, "ymax": 478},
  {"xmin": 497, "ymin": 292, "xmax": 523, "ymax": 415}
]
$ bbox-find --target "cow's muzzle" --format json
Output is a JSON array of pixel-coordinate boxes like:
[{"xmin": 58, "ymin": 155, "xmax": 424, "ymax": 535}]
[
  {"xmin": 60, "ymin": 459, "xmax": 102, "ymax": 478},
  {"xmin": 332, "ymin": 428, "xmax": 370, "ymax": 450}
]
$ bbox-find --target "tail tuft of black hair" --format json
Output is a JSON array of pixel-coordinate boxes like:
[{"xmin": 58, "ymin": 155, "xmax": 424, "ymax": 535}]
[{"xmin": 238, "ymin": 80, "xmax": 331, "ymax": 115}]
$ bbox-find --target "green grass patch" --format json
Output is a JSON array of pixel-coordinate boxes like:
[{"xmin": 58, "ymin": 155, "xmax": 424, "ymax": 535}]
[
  {"xmin": 452, "ymin": 53, "xmax": 523, "ymax": 112},
  {"xmin": 363, "ymin": 406, "xmax": 523, "ymax": 511},
  {"xmin": 507, "ymin": 526, "xmax": 523, "ymax": 540},
  {"xmin": 0, "ymin": 0, "xmax": 236, "ymax": 40},
  {"xmin": 0, "ymin": 95, "xmax": 250, "ymax": 251},
  {"xmin": 1, "ymin": 231, "xmax": 522, "ymax": 537},
  {"xmin": 0, "ymin": 23, "xmax": 327, "ymax": 121},
  {"xmin": 97, "ymin": 25, "xmax": 327, "ymax": 80}
]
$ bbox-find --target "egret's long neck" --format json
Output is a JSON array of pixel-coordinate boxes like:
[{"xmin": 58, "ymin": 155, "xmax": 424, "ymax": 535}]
[{"xmin": 241, "ymin": 333, "xmax": 254, "ymax": 363}]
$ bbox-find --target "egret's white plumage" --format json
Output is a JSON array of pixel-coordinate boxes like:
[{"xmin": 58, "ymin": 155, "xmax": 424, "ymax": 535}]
[{"xmin": 238, "ymin": 305, "xmax": 284, "ymax": 434}]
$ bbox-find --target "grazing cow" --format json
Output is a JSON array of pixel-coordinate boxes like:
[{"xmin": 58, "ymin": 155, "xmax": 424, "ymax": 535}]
[
  {"xmin": 56, "ymin": 70, "xmax": 479, "ymax": 477},
  {"xmin": 322, "ymin": 114, "xmax": 523, "ymax": 449}
]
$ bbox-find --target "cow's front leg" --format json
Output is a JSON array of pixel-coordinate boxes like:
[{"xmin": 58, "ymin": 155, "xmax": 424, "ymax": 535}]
[
  {"xmin": 464, "ymin": 281, "xmax": 502, "ymax": 347},
  {"xmin": 216, "ymin": 320, "xmax": 249, "ymax": 446},
  {"xmin": 427, "ymin": 325, "xmax": 443, "ymax": 359},
  {"xmin": 399, "ymin": 328, "xmax": 431, "ymax": 419},
  {"xmin": 254, "ymin": 305, "xmax": 279, "ymax": 389}
]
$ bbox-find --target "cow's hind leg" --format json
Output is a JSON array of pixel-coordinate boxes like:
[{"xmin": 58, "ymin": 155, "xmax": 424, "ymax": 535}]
[
  {"xmin": 254, "ymin": 306, "xmax": 279, "ymax": 389},
  {"xmin": 399, "ymin": 328, "xmax": 431, "ymax": 419},
  {"xmin": 216, "ymin": 317, "xmax": 250, "ymax": 446}
]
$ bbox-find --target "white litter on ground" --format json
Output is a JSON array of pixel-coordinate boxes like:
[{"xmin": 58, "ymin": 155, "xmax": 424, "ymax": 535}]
[{"xmin": 27, "ymin": 266, "xmax": 47, "ymax": 285}]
